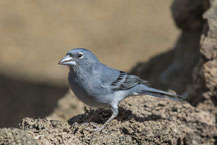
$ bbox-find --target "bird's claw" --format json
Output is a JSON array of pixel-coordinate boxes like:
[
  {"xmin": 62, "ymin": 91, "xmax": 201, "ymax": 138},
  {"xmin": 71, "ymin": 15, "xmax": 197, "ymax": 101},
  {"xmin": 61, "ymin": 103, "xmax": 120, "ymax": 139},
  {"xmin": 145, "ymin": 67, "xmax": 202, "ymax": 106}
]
[
  {"xmin": 90, "ymin": 122, "xmax": 98, "ymax": 128},
  {"xmin": 85, "ymin": 123, "xmax": 105, "ymax": 132},
  {"xmin": 85, "ymin": 126, "xmax": 104, "ymax": 132}
]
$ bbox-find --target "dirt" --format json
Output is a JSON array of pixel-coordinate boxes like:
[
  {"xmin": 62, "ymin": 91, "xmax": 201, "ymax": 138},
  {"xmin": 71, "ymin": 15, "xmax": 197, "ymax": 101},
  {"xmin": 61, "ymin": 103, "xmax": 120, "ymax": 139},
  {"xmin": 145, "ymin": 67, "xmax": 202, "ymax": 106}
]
[{"xmin": 1, "ymin": 96, "xmax": 216, "ymax": 145}]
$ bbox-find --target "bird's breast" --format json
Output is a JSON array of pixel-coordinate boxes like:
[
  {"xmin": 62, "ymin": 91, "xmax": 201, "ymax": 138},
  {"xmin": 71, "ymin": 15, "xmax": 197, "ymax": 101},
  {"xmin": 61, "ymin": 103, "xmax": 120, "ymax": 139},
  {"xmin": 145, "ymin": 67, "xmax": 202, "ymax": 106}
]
[{"xmin": 68, "ymin": 72, "xmax": 111, "ymax": 107}]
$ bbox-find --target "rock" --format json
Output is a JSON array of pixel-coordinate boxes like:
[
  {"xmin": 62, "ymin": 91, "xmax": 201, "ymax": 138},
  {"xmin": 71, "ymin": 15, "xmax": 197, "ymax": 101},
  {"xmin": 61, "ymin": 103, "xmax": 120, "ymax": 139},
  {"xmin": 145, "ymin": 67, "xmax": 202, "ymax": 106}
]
[
  {"xmin": 171, "ymin": 0, "xmax": 208, "ymax": 31},
  {"xmin": 1, "ymin": 96, "xmax": 216, "ymax": 144},
  {"xmin": 189, "ymin": 0, "xmax": 217, "ymax": 117}
]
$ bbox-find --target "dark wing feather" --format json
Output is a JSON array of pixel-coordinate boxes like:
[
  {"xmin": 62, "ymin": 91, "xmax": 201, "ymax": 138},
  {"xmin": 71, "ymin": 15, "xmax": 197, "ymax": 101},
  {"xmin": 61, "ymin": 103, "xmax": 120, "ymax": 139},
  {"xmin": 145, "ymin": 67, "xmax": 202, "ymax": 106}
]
[{"xmin": 111, "ymin": 71, "xmax": 148, "ymax": 91}]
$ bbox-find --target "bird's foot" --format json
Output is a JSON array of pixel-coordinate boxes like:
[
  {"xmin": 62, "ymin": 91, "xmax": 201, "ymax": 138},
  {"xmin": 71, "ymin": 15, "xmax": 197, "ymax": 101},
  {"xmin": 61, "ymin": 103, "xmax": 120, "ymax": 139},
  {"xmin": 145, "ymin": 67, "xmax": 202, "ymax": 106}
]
[
  {"xmin": 85, "ymin": 123, "xmax": 105, "ymax": 132},
  {"xmin": 85, "ymin": 126, "xmax": 105, "ymax": 132}
]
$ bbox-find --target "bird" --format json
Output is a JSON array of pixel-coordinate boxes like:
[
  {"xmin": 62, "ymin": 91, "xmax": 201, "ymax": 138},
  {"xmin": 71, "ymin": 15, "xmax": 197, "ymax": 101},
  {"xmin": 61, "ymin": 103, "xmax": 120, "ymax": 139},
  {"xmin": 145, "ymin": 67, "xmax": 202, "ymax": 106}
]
[{"xmin": 58, "ymin": 48, "xmax": 183, "ymax": 132}]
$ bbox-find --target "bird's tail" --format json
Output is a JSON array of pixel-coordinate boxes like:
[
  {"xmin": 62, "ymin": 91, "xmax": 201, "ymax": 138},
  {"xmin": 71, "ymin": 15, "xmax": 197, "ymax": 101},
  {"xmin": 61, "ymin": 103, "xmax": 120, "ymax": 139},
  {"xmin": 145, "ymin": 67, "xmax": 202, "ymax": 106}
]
[{"xmin": 140, "ymin": 87, "xmax": 184, "ymax": 101}]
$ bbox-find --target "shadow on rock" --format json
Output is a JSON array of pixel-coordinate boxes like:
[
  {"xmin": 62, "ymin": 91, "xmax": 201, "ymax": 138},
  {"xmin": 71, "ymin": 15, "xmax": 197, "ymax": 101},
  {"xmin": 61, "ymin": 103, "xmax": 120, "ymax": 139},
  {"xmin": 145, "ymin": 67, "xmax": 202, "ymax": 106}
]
[{"xmin": 68, "ymin": 106, "xmax": 170, "ymax": 126}]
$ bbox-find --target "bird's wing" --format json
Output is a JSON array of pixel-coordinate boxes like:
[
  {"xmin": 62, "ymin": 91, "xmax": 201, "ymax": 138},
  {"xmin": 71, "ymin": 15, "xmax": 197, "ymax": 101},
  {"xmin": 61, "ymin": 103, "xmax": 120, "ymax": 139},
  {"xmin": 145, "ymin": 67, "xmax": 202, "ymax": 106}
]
[{"xmin": 110, "ymin": 71, "xmax": 148, "ymax": 91}]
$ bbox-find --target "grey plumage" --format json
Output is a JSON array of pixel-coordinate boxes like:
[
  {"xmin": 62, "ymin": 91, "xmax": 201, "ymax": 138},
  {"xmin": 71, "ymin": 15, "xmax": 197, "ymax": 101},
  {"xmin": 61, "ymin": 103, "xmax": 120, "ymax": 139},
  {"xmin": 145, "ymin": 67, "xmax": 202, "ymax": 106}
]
[{"xmin": 59, "ymin": 48, "xmax": 183, "ymax": 132}]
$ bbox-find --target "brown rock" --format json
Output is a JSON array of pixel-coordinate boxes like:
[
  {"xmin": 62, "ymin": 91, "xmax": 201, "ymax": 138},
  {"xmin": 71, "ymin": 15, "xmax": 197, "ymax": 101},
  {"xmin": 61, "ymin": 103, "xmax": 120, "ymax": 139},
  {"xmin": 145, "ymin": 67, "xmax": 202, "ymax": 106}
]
[
  {"xmin": 171, "ymin": 0, "xmax": 208, "ymax": 31},
  {"xmin": 1, "ymin": 96, "xmax": 216, "ymax": 144},
  {"xmin": 189, "ymin": 0, "xmax": 217, "ymax": 117}
]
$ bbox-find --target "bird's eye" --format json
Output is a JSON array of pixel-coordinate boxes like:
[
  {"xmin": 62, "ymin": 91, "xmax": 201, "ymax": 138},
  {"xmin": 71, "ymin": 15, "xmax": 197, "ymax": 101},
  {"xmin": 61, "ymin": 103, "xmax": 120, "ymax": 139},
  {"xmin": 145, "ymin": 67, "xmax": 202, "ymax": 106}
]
[{"xmin": 78, "ymin": 53, "xmax": 83, "ymax": 58}]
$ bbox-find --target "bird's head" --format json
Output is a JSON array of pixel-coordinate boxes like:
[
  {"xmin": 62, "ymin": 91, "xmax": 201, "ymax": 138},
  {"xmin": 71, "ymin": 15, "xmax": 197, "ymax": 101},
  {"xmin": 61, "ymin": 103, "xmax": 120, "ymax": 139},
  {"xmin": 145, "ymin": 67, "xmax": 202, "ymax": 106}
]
[{"xmin": 58, "ymin": 48, "xmax": 99, "ymax": 68}]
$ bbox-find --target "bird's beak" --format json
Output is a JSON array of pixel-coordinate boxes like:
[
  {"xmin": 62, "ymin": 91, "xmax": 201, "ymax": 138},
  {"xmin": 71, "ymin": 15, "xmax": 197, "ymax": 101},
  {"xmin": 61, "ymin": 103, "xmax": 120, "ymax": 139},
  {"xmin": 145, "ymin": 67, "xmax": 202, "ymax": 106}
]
[{"xmin": 58, "ymin": 55, "xmax": 76, "ymax": 65}]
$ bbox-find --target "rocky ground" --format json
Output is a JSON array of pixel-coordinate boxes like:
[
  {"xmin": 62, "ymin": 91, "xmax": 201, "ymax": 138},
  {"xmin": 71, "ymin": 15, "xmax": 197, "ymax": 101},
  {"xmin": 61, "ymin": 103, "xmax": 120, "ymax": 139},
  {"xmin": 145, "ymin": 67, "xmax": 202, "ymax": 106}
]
[{"xmin": 1, "ymin": 96, "xmax": 216, "ymax": 145}]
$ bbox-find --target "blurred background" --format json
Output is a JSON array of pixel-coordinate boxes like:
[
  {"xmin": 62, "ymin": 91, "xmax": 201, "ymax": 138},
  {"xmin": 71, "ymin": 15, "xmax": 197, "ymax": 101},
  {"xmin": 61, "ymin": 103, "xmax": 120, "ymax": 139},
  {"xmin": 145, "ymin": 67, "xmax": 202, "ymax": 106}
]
[{"xmin": 0, "ymin": 0, "xmax": 179, "ymax": 127}]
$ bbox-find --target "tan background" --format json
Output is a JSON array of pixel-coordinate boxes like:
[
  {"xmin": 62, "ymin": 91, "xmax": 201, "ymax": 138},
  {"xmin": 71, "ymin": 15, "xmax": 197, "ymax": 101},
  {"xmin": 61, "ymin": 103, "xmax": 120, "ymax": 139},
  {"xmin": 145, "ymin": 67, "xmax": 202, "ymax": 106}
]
[{"xmin": 0, "ymin": 0, "xmax": 179, "ymax": 85}]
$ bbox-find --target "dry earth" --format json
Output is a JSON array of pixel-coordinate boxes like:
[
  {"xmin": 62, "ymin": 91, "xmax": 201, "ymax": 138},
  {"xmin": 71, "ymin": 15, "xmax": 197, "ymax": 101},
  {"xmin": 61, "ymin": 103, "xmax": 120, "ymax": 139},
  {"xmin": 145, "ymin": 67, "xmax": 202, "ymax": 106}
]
[{"xmin": 1, "ymin": 96, "xmax": 216, "ymax": 145}]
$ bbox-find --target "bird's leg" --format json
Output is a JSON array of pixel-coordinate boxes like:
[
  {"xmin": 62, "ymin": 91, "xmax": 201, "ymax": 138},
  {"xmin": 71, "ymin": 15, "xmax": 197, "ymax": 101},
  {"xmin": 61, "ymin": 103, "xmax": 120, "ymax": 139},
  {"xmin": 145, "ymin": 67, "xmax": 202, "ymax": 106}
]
[{"xmin": 86, "ymin": 107, "xmax": 118, "ymax": 132}]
